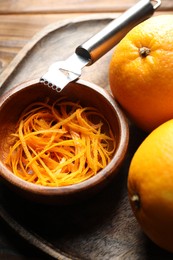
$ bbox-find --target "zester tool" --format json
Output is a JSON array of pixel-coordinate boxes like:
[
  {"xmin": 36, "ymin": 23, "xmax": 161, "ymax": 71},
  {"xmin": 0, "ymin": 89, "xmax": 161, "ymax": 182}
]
[{"xmin": 40, "ymin": 0, "xmax": 161, "ymax": 92}]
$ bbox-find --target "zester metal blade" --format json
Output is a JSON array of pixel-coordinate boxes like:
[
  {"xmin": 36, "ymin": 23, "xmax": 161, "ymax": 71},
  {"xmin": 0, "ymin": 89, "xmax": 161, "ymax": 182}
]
[
  {"xmin": 40, "ymin": 0, "xmax": 161, "ymax": 92},
  {"xmin": 40, "ymin": 53, "xmax": 89, "ymax": 92}
]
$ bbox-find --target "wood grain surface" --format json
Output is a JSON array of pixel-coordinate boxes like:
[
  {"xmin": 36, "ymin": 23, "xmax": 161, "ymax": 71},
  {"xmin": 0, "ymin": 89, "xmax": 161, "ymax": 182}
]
[
  {"xmin": 1, "ymin": 14, "xmax": 173, "ymax": 260},
  {"xmin": 0, "ymin": 0, "xmax": 172, "ymax": 13},
  {"xmin": 0, "ymin": 0, "xmax": 173, "ymax": 259},
  {"xmin": 0, "ymin": 0, "xmax": 173, "ymax": 76},
  {"xmin": 0, "ymin": 14, "xmax": 118, "ymax": 90}
]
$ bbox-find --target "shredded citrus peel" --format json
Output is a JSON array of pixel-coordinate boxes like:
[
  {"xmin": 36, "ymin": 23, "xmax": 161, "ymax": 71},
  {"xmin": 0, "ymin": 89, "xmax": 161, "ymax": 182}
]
[{"xmin": 5, "ymin": 99, "xmax": 116, "ymax": 187}]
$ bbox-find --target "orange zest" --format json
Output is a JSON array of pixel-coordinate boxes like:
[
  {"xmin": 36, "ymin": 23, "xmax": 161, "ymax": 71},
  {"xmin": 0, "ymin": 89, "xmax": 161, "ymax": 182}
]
[{"xmin": 5, "ymin": 99, "xmax": 116, "ymax": 187}]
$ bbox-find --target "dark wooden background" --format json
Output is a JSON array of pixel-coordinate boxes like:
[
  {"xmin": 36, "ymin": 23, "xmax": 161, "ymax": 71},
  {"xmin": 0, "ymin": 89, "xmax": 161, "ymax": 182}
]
[
  {"xmin": 0, "ymin": 0, "xmax": 173, "ymax": 76},
  {"xmin": 0, "ymin": 0, "xmax": 173, "ymax": 259}
]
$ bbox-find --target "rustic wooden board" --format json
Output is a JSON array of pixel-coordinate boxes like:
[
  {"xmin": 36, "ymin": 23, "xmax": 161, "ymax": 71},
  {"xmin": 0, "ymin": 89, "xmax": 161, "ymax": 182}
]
[
  {"xmin": 0, "ymin": 14, "xmax": 173, "ymax": 259},
  {"xmin": 0, "ymin": 14, "xmax": 120, "ymax": 93}
]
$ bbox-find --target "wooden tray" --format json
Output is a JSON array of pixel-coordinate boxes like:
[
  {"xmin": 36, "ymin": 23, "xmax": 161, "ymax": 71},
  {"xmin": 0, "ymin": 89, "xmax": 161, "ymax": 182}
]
[{"xmin": 0, "ymin": 14, "xmax": 173, "ymax": 259}]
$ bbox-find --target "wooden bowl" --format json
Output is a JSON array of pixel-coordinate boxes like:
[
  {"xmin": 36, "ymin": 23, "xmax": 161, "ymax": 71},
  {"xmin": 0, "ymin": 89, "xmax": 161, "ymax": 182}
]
[{"xmin": 0, "ymin": 79, "xmax": 129, "ymax": 204}]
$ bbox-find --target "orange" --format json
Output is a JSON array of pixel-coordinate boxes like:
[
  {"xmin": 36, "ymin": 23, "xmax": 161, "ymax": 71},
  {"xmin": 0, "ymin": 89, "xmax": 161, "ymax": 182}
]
[
  {"xmin": 128, "ymin": 119, "xmax": 173, "ymax": 253},
  {"xmin": 109, "ymin": 15, "xmax": 173, "ymax": 132}
]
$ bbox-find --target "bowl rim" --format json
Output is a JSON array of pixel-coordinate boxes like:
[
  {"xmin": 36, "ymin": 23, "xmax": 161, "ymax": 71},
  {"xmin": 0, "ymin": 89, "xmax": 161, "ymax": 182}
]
[{"xmin": 0, "ymin": 78, "xmax": 129, "ymax": 196}]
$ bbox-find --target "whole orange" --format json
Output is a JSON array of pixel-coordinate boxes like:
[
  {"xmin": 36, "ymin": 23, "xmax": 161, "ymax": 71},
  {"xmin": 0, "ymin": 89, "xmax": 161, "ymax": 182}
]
[
  {"xmin": 109, "ymin": 15, "xmax": 173, "ymax": 132},
  {"xmin": 128, "ymin": 119, "xmax": 173, "ymax": 253}
]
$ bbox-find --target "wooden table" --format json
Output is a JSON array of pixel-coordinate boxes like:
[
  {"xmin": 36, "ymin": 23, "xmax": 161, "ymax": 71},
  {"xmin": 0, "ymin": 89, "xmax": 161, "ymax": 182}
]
[
  {"xmin": 0, "ymin": 0, "xmax": 173, "ymax": 76},
  {"xmin": 0, "ymin": 1, "xmax": 173, "ymax": 259}
]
